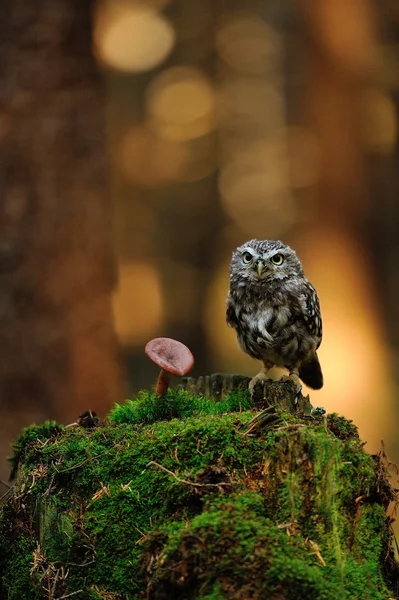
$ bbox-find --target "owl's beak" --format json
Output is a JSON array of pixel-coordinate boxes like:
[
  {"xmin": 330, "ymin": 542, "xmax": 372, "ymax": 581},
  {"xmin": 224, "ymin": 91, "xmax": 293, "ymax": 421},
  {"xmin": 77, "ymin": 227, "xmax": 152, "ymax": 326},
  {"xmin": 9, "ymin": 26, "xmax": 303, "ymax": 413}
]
[{"xmin": 256, "ymin": 261, "xmax": 264, "ymax": 276}]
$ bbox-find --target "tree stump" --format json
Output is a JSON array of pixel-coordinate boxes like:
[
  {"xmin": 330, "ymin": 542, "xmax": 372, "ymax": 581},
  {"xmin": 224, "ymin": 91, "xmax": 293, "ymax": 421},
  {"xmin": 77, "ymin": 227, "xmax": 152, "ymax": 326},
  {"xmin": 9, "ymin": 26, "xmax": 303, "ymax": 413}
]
[
  {"xmin": 178, "ymin": 372, "xmax": 313, "ymax": 413},
  {"xmin": 0, "ymin": 376, "xmax": 398, "ymax": 599}
]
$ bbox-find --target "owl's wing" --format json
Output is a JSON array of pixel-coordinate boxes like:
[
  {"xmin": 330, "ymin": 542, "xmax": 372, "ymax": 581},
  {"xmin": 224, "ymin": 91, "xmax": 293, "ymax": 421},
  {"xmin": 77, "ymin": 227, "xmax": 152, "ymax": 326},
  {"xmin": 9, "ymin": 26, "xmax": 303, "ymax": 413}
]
[
  {"xmin": 301, "ymin": 281, "xmax": 323, "ymax": 348},
  {"xmin": 226, "ymin": 293, "xmax": 240, "ymax": 331}
]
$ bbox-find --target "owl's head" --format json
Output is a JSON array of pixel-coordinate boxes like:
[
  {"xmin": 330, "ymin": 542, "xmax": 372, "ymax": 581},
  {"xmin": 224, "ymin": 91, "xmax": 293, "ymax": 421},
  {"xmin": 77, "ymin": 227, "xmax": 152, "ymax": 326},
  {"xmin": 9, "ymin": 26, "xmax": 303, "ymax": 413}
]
[{"xmin": 230, "ymin": 239, "xmax": 304, "ymax": 283}]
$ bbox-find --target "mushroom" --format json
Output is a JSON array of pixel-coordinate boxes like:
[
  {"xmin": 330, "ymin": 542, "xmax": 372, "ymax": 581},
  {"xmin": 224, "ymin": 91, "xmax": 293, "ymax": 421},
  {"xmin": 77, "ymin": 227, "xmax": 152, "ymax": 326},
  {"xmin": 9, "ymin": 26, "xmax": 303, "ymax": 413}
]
[{"xmin": 145, "ymin": 337, "xmax": 194, "ymax": 395}]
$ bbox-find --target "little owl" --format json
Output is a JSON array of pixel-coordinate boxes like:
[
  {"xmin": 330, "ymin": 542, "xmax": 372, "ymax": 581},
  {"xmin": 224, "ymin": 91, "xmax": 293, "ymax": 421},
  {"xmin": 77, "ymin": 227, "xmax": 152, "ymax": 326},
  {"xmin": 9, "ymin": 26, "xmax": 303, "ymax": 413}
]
[{"xmin": 226, "ymin": 239, "xmax": 323, "ymax": 395}]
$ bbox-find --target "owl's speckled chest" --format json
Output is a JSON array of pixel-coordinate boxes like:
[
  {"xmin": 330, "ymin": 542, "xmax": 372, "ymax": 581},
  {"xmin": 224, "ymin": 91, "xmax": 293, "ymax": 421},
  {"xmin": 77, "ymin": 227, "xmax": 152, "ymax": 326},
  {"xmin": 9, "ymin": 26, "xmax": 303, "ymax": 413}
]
[{"xmin": 226, "ymin": 281, "xmax": 319, "ymax": 368}]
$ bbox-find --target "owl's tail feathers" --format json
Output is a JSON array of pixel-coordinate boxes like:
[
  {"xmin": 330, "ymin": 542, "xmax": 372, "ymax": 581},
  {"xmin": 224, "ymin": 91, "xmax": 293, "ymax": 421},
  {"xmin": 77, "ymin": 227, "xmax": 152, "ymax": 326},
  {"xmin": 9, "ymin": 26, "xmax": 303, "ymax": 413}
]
[{"xmin": 299, "ymin": 353, "xmax": 323, "ymax": 390}]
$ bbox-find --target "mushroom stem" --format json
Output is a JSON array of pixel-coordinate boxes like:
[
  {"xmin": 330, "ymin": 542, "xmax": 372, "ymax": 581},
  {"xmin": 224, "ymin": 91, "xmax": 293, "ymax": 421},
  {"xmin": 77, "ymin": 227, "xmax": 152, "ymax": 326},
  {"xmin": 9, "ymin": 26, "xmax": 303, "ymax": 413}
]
[{"xmin": 156, "ymin": 369, "xmax": 170, "ymax": 396}]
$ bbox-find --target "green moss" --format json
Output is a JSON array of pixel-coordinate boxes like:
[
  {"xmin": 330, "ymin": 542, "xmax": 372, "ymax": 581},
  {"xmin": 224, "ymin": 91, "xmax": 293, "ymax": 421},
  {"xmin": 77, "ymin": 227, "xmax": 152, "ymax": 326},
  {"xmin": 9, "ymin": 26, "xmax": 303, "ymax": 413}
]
[
  {"xmin": 0, "ymin": 509, "xmax": 42, "ymax": 600},
  {"xmin": 146, "ymin": 493, "xmax": 353, "ymax": 600},
  {"xmin": 326, "ymin": 413, "xmax": 359, "ymax": 440},
  {"xmin": 0, "ymin": 387, "xmax": 397, "ymax": 599},
  {"xmin": 108, "ymin": 389, "xmax": 254, "ymax": 425},
  {"xmin": 8, "ymin": 420, "xmax": 62, "ymax": 479}
]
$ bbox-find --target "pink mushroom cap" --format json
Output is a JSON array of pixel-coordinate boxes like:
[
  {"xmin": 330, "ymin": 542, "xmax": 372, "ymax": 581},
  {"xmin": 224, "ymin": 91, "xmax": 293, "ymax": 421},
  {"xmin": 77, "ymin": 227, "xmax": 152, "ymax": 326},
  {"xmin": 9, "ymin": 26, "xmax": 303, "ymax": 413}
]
[{"xmin": 145, "ymin": 337, "xmax": 194, "ymax": 377}]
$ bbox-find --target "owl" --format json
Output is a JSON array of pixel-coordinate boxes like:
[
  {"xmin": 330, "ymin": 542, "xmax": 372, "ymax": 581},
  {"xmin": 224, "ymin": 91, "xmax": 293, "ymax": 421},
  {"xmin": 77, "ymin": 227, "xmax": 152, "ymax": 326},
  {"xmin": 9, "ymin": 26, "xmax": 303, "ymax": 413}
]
[{"xmin": 226, "ymin": 239, "xmax": 323, "ymax": 395}]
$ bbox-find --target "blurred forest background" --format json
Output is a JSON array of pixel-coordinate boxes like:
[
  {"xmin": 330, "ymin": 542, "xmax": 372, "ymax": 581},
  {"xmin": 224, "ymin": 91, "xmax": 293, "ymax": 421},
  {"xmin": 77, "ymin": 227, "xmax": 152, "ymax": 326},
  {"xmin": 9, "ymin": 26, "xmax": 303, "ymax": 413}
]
[{"xmin": 0, "ymin": 0, "xmax": 399, "ymax": 513}]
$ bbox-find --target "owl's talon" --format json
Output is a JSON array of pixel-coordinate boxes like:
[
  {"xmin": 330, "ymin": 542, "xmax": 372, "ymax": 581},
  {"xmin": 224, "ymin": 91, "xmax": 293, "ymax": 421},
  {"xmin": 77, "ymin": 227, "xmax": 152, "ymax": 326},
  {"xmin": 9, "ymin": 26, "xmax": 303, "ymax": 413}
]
[
  {"xmin": 276, "ymin": 374, "xmax": 302, "ymax": 403},
  {"xmin": 248, "ymin": 368, "xmax": 271, "ymax": 396},
  {"xmin": 294, "ymin": 384, "xmax": 302, "ymax": 404}
]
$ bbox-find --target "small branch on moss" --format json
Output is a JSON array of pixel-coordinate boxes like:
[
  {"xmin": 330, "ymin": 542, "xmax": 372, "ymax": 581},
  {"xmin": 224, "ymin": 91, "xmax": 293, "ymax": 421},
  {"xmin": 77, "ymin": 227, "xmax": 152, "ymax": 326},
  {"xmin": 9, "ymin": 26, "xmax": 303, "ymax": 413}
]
[
  {"xmin": 276, "ymin": 424, "xmax": 307, "ymax": 432},
  {"xmin": 56, "ymin": 591, "xmax": 83, "ymax": 600},
  {"xmin": 0, "ymin": 487, "xmax": 13, "ymax": 503},
  {"xmin": 380, "ymin": 439, "xmax": 399, "ymax": 474},
  {"xmin": 0, "ymin": 480, "xmax": 13, "ymax": 503},
  {"xmin": 277, "ymin": 520, "xmax": 301, "ymax": 537},
  {"xmin": 389, "ymin": 520, "xmax": 399, "ymax": 558},
  {"xmin": 43, "ymin": 473, "xmax": 56, "ymax": 497},
  {"xmin": 146, "ymin": 461, "xmax": 230, "ymax": 489},
  {"xmin": 305, "ymin": 539, "xmax": 326, "ymax": 567},
  {"xmin": 239, "ymin": 407, "xmax": 280, "ymax": 436}
]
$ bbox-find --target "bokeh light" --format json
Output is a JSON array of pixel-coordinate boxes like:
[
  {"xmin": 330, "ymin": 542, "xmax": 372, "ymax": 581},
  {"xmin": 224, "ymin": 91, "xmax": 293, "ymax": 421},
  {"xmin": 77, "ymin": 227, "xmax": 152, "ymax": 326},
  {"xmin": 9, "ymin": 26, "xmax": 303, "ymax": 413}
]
[
  {"xmin": 219, "ymin": 160, "xmax": 295, "ymax": 238},
  {"xmin": 112, "ymin": 263, "xmax": 163, "ymax": 344},
  {"xmin": 218, "ymin": 135, "xmax": 296, "ymax": 238},
  {"xmin": 94, "ymin": 1, "xmax": 175, "ymax": 73},
  {"xmin": 217, "ymin": 79, "xmax": 283, "ymax": 135},
  {"xmin": 216, "ymin": 13, "xmax": 280, "ymax": 75},
  {"xmin": 311, "ymin": 0, "xmax": 375, "ymax": 75},
  {"xmin": 146, "ymin": 67, "xmax": 215, "ymax": 141}
]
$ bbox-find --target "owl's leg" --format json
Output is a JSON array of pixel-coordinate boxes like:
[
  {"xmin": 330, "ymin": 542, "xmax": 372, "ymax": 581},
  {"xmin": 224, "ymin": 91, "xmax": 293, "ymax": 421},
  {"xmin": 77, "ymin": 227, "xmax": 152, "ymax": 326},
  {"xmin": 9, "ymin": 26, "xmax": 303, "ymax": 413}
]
[
  {"xmin": 288, "ymin": 368, "xmax": 302, "ymax": 399},
  {"xmin": 248, "ymin": 360, "xmax": 273, "ymax": 395}
]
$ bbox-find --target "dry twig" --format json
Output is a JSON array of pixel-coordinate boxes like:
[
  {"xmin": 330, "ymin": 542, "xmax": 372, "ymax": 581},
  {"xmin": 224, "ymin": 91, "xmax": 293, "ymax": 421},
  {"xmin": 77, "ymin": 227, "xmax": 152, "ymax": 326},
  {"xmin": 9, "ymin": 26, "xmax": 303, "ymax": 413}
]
[{"xmin": 146, "ymin": 461, "xmax": 230, "ymax": 489}]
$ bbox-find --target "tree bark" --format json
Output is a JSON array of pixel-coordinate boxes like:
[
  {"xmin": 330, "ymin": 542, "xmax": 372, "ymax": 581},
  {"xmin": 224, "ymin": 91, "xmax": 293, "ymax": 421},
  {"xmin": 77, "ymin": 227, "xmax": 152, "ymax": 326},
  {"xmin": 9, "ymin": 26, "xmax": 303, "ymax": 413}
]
[{"xmin": 0, "ymin": 0, "xmax": 121, "ymax": 482}]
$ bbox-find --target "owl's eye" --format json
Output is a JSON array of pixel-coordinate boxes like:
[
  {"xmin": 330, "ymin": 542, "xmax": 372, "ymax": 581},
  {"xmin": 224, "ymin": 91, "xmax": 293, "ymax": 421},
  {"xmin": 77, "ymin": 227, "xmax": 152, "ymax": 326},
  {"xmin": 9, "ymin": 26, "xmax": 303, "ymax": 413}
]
[
  {"xmin": 271, "ymin": 253, "xmax": 284, "ymax": 265},
  {"xmin": 242, "ymin": 252, "xmax": 253, "ymax": 264}
]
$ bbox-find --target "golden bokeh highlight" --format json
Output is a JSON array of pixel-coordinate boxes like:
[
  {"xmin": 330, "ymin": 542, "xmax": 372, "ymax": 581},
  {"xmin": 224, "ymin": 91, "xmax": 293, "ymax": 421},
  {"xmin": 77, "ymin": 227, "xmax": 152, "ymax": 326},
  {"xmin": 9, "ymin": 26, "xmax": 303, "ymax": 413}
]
[
  {"xmin": 217, "ymin": 79, "xmax": 282, "ymax": 133},
  {"xmin": 314, "ymin": 0, "xmax": 376, "ymax": 76},
  {"xmin": 112, "ymin": 263, "xmax": 163, "ymax": 344},
  {"xmin": 216, "ymin": 18, "xmax": 291, "ymax": 238},
  {"xmin": 146, "ymin": 67, "xmax": 216, "ymax": 141},
  {"xmin": 94, "ymin": 1, "xmax": 175, "ymax": 73},
  {"xmin": 216, "ymin": 13, "xmax": 280, "ymax": 75},
  {"xmin": 359, "ymin": 89, "xmax": 397, "ymax": 154},
  {"xmin": 219, "ymin": 164, "xmax": 295, "ymax": 237},
  {"xmin": 218, "ymin": 138, "xmax": 296, "ymax": 237}
]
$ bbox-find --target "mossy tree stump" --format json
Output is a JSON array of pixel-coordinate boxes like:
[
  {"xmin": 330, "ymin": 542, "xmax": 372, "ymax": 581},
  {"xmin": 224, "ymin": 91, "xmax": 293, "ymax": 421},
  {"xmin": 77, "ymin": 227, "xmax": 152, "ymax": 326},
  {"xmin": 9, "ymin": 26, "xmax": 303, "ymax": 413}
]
[{"xmin": 0, "ymin": 375, "xmax": 398, "ymax": 599}]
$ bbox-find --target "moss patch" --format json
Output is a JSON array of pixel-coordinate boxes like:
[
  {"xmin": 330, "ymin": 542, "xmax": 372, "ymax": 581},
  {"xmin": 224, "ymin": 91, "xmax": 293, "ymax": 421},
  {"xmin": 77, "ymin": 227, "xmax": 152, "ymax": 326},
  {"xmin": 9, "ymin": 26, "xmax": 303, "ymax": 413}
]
[{"xmin": 0, "ymin": 387, "xmax": 397, "ymax": 599}]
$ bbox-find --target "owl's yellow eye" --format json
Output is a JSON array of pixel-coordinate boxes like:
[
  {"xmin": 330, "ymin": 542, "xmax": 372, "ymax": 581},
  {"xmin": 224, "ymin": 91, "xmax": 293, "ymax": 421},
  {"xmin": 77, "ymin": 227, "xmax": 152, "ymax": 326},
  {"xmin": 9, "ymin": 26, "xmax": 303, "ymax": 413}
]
[
  {"xmin": 271, "ymin": 253, "xmax": 284, "ymax": 265},
  {"xmin": 242, "ymin": 252, "xmax": 253, "ymax": 264}
]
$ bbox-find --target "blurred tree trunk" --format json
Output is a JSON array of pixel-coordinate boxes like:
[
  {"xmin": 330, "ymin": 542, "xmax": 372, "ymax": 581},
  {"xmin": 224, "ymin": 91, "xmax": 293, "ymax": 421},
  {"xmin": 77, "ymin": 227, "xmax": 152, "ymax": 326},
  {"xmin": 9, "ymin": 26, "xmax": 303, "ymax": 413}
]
[{"xmin": 0, "ymin": 0, "xmax": 121, "ymax": 482}]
